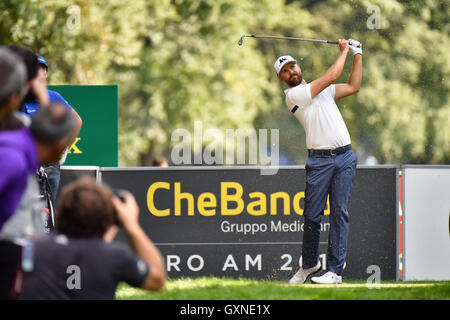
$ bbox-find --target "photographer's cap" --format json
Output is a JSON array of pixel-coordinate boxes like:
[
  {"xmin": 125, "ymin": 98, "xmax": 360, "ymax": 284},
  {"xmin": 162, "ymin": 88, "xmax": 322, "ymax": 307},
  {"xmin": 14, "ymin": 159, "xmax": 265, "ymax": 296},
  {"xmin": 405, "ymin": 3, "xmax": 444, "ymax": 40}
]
[
  {"xmin": 274, "ymin": 55, "xmax": 296, "ymax": 76},
  {"xmin": 37, "ymin": 55, "xmax": 48, "ymax": 69}
]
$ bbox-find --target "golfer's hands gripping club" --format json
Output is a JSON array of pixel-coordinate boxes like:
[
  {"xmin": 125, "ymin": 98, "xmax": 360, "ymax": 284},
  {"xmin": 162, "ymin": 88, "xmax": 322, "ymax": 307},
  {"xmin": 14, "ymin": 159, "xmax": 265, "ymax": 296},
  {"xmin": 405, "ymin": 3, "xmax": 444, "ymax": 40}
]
[
  {"xmin": 349, "ymin": 39, "xmax": 362, "ymax": 55},
  {"xmin": 112, "ymin": 190, "xmax": 140, "ymax": 231},
  {"xmin": 338, "ymin": 39, "xmax": 351, "ymax": 55}
]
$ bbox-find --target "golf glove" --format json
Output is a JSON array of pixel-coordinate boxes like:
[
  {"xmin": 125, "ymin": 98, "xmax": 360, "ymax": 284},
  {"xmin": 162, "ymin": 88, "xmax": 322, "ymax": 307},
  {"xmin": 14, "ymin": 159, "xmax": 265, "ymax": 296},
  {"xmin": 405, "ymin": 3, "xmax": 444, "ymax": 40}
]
[{"xmin": 349, "ymin": 40, "xmax": 362, "ymax": 55}]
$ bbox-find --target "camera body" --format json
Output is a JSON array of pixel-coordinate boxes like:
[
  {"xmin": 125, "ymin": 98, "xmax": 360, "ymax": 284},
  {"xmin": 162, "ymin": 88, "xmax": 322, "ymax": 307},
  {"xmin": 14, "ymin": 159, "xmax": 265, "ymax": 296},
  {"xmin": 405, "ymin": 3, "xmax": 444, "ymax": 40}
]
[
  {"xmin": 113, "ymin": 189, "xmax": 126, "ymax": 203},
  {"xmin": 113, "ymin": 189, "xmax": 127, "ymax": 225}
]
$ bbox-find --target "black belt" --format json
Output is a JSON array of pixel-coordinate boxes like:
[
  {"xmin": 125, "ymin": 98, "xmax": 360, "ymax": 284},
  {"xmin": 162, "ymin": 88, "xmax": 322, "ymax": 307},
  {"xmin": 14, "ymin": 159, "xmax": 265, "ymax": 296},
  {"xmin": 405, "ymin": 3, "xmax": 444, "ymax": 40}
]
[{"xmin": 308, "ymin": 144, "xmax": 352, "ymax": 157}]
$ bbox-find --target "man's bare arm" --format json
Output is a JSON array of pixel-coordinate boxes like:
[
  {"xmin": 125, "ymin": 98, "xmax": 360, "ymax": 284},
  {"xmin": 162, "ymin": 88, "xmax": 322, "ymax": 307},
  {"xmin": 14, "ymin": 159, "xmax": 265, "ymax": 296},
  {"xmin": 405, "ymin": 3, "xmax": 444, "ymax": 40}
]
[
  {"xmin": 67, "ymin": 108, "xmax": 82, "ymax": 148},
  {"xmin": 112, "ymin": 192, "xmax": 167, "ymax": 291},
  {"xmin": 335, "ymin": 53, "xmax": 362, "ymax": 100},
  {"xmin": 309, "ymin": 39, "xmax": 350, "ymax": 99}
]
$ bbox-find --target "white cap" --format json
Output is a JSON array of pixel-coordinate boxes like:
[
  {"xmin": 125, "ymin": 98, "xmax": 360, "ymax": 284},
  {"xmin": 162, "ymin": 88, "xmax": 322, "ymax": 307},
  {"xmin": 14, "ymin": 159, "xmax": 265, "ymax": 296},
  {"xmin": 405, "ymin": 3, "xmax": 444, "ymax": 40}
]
[{"xmin": 274, "ymin": 55, "xmax": 296, "ymax": 76}]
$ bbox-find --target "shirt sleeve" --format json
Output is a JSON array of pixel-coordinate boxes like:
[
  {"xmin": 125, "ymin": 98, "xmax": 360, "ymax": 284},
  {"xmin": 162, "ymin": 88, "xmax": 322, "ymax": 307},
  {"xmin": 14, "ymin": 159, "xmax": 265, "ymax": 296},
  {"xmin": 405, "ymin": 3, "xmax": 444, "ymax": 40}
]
[
  {"xmin": 286, "ymin": 83, "xmax": 312, "ymax": 109},
  {"xmin": 48, "ymin": 90, "xmax": 73, "ymax": 111},
  {"xmin": 113, "ymin": 243, "xmax": 150, "ymax": 288},
  {"xmin": 328, "ymin": 84, "xmax": 336, "ymax": 99},
  {"xmin": 0, "ymin": 150, "xmax": 28, "ymax": 223}
]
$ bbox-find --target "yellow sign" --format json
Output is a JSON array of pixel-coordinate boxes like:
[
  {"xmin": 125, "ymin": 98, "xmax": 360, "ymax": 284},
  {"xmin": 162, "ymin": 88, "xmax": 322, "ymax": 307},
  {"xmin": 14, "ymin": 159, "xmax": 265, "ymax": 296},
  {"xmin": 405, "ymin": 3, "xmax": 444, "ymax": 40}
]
[
  {"xmin": 68, "ymin": 137, "xmax": 83, "ymax": 154},
  {"xmin": 147, "ymin": 181, "xmax": 330, "ymax": 217}
]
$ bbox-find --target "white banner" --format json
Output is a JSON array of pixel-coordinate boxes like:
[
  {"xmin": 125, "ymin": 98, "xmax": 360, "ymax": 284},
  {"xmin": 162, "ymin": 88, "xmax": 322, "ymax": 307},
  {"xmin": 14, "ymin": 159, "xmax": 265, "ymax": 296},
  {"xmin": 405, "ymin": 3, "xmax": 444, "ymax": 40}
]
[{"xmin": 403, "ymin": 166, "xmax": 450, "ymax": 281}]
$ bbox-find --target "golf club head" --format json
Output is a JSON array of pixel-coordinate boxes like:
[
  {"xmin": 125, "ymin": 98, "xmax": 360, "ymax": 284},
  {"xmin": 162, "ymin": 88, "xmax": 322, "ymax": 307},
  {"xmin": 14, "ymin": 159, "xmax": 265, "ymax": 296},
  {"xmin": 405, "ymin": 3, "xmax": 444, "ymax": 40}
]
[{"xmin": 238, "ymin": 35, "xmax": 246, "ymax": 46}]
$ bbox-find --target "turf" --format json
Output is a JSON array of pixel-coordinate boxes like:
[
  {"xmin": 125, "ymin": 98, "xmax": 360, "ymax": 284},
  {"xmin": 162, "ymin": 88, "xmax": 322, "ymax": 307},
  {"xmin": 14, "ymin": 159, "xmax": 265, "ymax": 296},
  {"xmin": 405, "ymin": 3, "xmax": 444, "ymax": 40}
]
[{"xmin": 116, "ymin": 277, "xmax": 450, "ymax": 300}]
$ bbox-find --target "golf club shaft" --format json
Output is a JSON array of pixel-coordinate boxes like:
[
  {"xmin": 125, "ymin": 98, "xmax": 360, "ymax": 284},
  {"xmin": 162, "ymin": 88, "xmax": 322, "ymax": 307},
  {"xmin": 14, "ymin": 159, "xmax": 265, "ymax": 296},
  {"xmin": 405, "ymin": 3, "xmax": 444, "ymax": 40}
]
[{"xmin": 239, "ymin": 34, "xmax": 338, "ymax": 45}]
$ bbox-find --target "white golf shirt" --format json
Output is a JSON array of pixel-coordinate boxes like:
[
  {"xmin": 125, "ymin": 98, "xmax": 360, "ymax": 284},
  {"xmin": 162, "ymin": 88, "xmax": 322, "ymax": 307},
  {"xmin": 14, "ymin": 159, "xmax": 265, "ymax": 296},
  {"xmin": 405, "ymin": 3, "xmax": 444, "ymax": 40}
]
[{"xmin": 284, "ymin": 83, "xmax": 351, "ymax": 150}]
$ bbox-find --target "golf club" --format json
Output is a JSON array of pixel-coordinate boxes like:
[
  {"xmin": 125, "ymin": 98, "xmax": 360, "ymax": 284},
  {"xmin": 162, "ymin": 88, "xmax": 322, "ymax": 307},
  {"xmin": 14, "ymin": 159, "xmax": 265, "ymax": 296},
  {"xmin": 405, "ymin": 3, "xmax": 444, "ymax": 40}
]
[{"xmin": 238, "ymin": 34, "xmax": 341, "ymax": 46}]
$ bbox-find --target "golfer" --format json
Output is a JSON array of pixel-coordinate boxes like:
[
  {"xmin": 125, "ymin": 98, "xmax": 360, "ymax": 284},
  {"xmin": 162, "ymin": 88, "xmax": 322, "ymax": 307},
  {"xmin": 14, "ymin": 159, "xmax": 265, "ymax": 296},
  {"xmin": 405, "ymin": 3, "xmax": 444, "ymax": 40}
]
[{"xmin": 275, "ymin": 39, "xmax": 362, "ymax": 284}]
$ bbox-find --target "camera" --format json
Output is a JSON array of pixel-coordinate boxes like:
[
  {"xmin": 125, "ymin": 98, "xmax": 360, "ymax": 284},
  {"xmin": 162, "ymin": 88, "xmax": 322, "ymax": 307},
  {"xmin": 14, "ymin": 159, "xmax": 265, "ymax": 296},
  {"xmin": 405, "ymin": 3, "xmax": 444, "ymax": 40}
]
[
  {"xmin": 113, "ymin": 189, "xmax": 127, "ymax": 225},
  {"xmin": 113, "ymin": 189, "xmax": 127, "ymax": 203}
]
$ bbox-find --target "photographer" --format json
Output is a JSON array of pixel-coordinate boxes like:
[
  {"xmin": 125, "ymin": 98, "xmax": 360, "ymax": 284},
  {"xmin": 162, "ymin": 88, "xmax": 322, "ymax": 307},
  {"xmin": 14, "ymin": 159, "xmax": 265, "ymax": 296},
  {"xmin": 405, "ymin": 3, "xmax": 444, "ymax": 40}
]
[
  {"xmin": 20, "ymin": 176, "xmax": 167, "ymax": 300},
  {"xmin": 0, "ymin": 103, "xmax": 76, "ymax": 299},
  {"xmin": 21, "ymin": 55, "xmax": 83, "ymax": 201},
  {"xmin": 7, "ymin": 45, "xmax": 49, "ymax": 112}
]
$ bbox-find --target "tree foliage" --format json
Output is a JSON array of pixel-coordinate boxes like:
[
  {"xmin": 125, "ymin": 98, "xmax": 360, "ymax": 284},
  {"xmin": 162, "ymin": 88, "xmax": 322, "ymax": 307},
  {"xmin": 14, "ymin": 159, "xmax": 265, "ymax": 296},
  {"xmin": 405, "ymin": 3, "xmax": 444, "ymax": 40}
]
[{"xmin": 1, "ymin": 0, "xmax": 448, "ymax": 165}]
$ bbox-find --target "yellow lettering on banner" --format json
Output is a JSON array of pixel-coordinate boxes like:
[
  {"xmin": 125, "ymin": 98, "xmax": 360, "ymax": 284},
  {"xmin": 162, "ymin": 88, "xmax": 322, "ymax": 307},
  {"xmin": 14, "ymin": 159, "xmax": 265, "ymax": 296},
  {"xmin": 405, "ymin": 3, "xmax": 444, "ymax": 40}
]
[
  {"xmin": 68, "ymin": 137, "xmax": 82, "ymax": 154},
  {"xmin": 270, "ymin": 192, "xmax": 290, "ymax": 215},
  {"xmin": 146, "ymin": 181, "xmax": 328, "ymax": 217},
  {"xmin": 174, "ymin": 182, "xmax": 194, "ymax": 216},
  {"xmin": 221, "ymin": 182, "xmax": 244, "ymax": 215},
  {"xmin": 247, "ymin": 192, "xmax": 266, "ymax": 216},
  {"xmin": 293, "ymin": 192, "xmax": 305, "ymax": 215},
  {"xmin": 147, "ymin": 182, "xmax": 170, "ymax": 216},
  {"xmin": 198, "ymin": 192, "xmax": 216, "ymax": 216}
]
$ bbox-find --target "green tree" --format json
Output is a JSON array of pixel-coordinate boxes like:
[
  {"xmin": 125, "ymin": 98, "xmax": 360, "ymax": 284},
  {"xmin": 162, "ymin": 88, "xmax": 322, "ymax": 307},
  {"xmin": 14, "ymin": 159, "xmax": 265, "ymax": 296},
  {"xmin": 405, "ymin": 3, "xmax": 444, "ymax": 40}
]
[
  {"xmin": 259, "ymin": 0, "xmax": 449, "ymax": 164},
  {"xmin": 1, "ymin": 0, "xmax": 448, "ymax": 165},
  {"xmin": 119, "ymin": 0, "xmax": 315, "ymax": 165}
]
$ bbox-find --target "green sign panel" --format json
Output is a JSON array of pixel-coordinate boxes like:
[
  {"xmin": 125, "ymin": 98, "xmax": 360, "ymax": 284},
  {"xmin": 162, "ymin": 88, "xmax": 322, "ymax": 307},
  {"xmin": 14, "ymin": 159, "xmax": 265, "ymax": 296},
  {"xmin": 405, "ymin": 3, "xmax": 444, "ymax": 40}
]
[{"xmin": 48, "ymin": 85, "xmax": 118, "ymax": 166}]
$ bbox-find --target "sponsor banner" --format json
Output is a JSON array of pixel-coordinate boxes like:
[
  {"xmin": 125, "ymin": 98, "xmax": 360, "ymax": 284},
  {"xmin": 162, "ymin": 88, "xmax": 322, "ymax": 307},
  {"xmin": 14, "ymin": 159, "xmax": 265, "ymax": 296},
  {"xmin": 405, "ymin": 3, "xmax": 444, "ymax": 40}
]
[
  {"xmin": 100, "ymin": 166, "xmax": 398, "ymax": 280},
  {"xmin": 403, "ymin": 166, "xmax": 450, "ymax": 281},
  {"xmin": 49, "ymin": 85, "xmax": 118, "ymax": 167},
  {"xmin": 58, "ymin": 166, "xmax": 99, "ymax": 202}
]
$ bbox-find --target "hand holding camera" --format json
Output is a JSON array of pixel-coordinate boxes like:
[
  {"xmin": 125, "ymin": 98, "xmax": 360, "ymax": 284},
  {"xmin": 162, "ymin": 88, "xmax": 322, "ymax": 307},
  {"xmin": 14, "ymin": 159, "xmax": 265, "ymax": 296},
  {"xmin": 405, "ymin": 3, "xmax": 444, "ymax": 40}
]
[{"xmin": 112, "ymin": 189, "xmax": 140, "ymax": 230}]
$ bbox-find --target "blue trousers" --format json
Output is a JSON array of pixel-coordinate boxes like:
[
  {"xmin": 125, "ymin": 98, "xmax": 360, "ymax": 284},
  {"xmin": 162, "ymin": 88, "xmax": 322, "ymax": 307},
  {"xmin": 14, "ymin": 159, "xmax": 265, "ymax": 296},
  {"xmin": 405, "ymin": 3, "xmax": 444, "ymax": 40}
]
[
  {"xmin": 44, "ymin": 162, "xmax": 61, "ymax": 203},
  {"xmin": 302, "ymin": 147, "xmax": 357, "ymax": 275}
]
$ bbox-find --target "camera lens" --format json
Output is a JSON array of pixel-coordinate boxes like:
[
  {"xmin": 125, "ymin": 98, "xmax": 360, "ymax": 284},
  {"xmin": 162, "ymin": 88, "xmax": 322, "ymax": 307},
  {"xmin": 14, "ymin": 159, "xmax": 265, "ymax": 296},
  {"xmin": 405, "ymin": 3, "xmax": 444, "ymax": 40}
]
[{"xmin": 114, "ymin": 189, "xmax": 126, "ymax": 203}]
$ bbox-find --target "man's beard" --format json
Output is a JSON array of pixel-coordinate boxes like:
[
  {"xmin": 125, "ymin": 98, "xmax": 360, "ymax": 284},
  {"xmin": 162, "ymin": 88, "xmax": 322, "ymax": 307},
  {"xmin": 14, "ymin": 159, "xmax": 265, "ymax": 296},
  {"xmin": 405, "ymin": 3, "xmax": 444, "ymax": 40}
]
[{"xmin": 288, "ymin": 74, "xmax": 303, "ymax": 87}]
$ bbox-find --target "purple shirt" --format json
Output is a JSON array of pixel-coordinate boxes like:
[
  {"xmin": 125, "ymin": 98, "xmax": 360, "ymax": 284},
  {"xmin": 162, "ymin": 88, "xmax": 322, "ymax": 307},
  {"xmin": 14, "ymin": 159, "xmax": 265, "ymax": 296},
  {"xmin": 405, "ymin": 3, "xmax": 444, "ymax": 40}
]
[{"xmin": 0, "ymin": 127, "xmax": 38, "ymax": 230}]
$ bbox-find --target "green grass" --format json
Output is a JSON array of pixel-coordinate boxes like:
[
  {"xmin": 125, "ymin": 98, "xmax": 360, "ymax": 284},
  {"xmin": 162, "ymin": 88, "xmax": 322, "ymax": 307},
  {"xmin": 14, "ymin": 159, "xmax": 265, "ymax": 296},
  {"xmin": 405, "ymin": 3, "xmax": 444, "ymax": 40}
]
[{"xmin": 116, "ymin": 277, "xmax": 450, "ymax": 300}]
